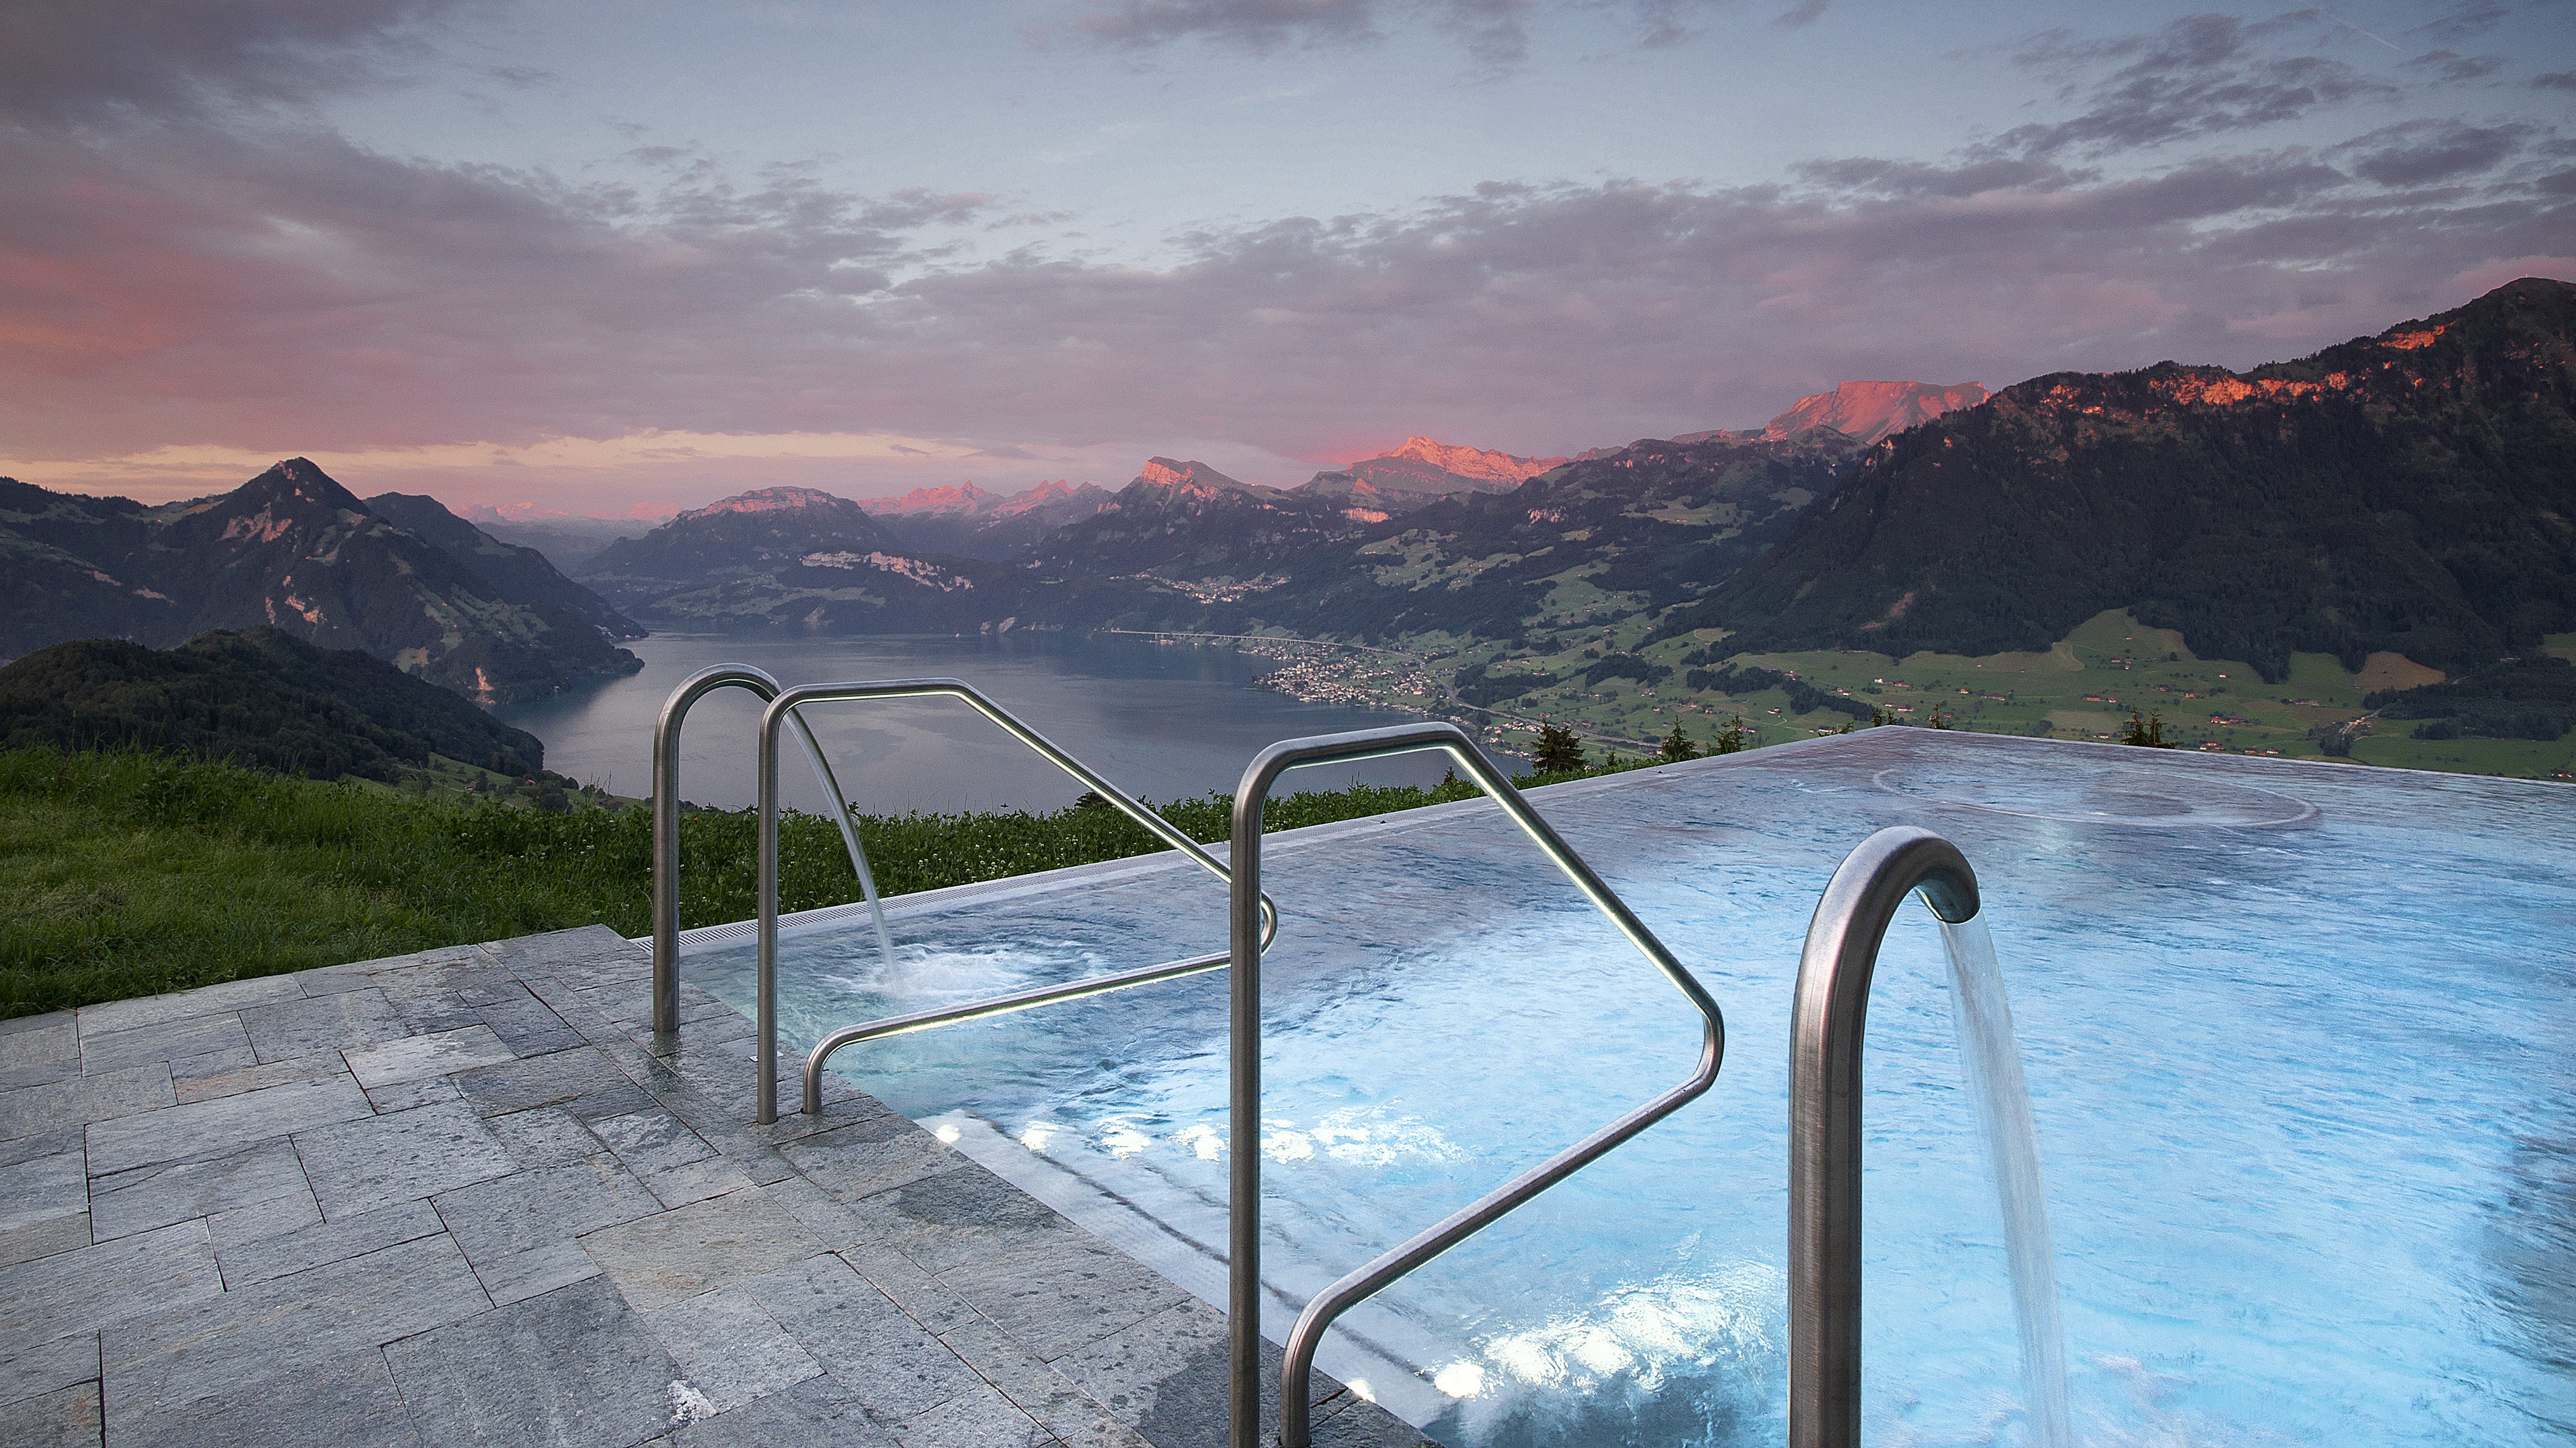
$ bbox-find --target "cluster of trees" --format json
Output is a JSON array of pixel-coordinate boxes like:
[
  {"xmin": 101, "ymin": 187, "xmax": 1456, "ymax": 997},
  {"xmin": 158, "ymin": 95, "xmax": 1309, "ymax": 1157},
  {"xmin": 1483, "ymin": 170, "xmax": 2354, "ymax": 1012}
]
[
  {"xmin": 1682, "ymin": 661, "xmax": 1875, "ymax": 721},
  {"xmin": 2368, "ymin": 656, "xmax": 2574, "ymax": 741}
]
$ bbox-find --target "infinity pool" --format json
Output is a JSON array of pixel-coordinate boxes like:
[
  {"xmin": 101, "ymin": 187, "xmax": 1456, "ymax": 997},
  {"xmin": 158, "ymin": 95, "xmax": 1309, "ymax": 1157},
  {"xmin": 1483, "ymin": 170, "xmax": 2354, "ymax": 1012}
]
[{"xmin": 684, "ymin": 730, "xmax": 2575, "ymax": 1447}]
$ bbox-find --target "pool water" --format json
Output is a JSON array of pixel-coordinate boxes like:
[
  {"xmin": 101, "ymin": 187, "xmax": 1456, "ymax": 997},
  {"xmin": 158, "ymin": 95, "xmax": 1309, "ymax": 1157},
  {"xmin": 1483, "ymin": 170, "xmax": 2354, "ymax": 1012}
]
[{"xmin": 684, "ymin": 730, "xmax": 2576, "ymax": 1447}]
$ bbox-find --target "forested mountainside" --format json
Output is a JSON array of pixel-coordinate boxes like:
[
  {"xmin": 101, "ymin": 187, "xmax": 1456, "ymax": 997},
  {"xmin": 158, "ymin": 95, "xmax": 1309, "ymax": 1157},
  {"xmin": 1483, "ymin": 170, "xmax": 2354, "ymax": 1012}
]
[
  {"xmin": 576, "ymin": 486, "xmax": 1003, "ymax": 632},
  {"xmin": 1022, "ymin": 435, "xmax": 1855, "ymax": 641},
  {"xmin": 364, "ymin": 492, "xmax": 644, "ymax": 640},
  {"xmin": 0, "ymin": 460, "xmax": 641, "ymax": 702},
  {"xmin": 0, "ymin": 628, "xmax": 547, "ymax": 781},
  {"xmin": 1675, "ymin": 278, "xmax": 2576, "ymax": 681}
]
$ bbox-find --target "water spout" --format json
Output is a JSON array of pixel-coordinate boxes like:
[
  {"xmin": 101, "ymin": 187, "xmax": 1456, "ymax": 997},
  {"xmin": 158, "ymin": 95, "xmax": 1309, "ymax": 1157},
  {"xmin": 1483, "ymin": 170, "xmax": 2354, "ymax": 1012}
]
[{"xmin": 1938, "ymin": 914, "xmax": 2073, "ymax": 1448}]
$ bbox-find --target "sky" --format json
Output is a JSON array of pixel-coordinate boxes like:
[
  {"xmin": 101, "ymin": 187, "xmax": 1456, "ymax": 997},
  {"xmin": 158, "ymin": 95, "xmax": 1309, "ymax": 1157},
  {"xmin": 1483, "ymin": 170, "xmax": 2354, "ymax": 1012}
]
[{"xmin": 2, "ymin": 0, "xmax": 2571, "ymax": 514}]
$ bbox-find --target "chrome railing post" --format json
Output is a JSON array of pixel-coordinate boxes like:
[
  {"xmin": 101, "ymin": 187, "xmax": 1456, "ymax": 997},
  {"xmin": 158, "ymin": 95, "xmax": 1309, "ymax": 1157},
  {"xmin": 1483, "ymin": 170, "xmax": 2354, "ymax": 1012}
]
[
  {"xmin": 758, "ymin": 679, "xmax": 1277, "ymax": 1122},
  {"xmin": 654, "ymin": 665, "xmax": 784, "ymax": 1035},
  {"xmin": 1787, "ymin": 826, "xmax": 1981, "ymax": 1448},
  {"xmin": 1228, "ymin": 722, "xmax": 1725, "ymax": 1448},
  {"xmin": 651, "ymin": 664, "xmax": 881, "ymax": 1038}
]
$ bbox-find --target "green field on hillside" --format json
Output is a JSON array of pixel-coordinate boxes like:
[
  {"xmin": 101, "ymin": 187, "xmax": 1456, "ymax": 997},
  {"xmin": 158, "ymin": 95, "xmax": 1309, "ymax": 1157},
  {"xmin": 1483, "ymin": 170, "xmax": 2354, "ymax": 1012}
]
[
  {"xmin": 1, "ymin": 745, "xmax": 1621, "ymax": 1018},
  {"xmin": 1421, "ymin": 613, "xmax": 2575, "ymax": 781}
]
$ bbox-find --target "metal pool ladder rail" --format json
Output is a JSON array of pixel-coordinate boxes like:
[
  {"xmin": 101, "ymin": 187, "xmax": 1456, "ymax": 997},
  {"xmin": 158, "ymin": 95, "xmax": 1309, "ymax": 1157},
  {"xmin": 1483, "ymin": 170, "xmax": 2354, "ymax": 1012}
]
[
  {"xmin": 1226, "ymin": 722, "xmax": 1726, "ymax": 1448},
  {"xmin": 652, "ymin": 664, "xmax": 893, "ymax": 1036},
  {"xmin": 1787, "ymin": 825, "xmax": 1982, "ymax": 1448},
  {"xmin": 762, "ymin": 677, "xmax": 1278, "ymax": 1126}
]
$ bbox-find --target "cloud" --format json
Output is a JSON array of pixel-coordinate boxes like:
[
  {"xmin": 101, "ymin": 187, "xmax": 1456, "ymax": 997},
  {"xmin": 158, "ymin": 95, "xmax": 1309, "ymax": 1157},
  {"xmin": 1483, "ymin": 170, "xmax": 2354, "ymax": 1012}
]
[
  {"xmin": 2335, "ymin": 119, "xmax": 2530, "ymax": 188},
  {"xmin": 2534, "ymin": 70, "xmax": 2576, "ymax": 91},
  {"xmin": 2405, "ymin": 1, "xmax": 2507, "ymax": 45},
  {"xmin": 1046, "ymin": 0, "xmax": 1724, "ymax": 68},
  {"xmin": 1997, "ymin": 14, "xmax": 2399, "ymax": 159},
  {"xmin": 0, "ymin": 0, "xmax": 472, "ymax": 125},
  {"xmin": 2403, "ymin": 48, "xmax": 2503, "ymax": 83},
  {"xmin": 1769, "ymin": 0, "xmax": 1827, "ymax": 30}
]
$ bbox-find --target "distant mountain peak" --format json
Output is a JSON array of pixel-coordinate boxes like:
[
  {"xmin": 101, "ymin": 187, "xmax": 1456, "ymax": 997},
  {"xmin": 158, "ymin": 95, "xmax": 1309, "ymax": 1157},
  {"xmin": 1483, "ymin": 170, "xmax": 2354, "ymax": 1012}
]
[
  {"xmin": 1133, "ymin": 458, "xmax": 1252, "ymax": 496},
  {"xmin": 1762, "ymin": 380, "xmax": 1989, "ymax": 445},
  {"xmin": 680, "ymin": 487, "xmax": 857, "ymax": 521},
  {"xmin": 1381, "ymin": 437, "xmax": 1568, "ymax": 485},
  {"xmin": 854, "ymin": 482, "xmax": 998, "ymax": 516}
]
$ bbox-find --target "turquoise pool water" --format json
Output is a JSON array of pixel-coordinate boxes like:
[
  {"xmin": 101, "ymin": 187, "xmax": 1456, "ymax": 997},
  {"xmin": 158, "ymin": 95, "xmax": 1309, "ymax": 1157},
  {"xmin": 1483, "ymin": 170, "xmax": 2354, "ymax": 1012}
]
[{"xmin": 686, "ymin": 730, "xmax": 2575, "ymax": 1446}]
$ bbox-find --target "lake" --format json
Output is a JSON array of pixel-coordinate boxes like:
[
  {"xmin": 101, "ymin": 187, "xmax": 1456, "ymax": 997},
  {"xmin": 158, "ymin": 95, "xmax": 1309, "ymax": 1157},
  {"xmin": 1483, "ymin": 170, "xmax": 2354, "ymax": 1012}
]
[{"xmin": 496, "ymin": 632, "xmax": 1463, "ymax": 814}]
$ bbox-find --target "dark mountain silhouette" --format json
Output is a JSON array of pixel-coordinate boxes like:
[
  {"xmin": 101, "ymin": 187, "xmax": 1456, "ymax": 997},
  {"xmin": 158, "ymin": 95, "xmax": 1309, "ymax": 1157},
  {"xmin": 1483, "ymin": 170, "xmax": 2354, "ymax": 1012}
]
[
  {"xmin": 577, "ymin": 487, "xmax": 1004, "ymax": 632},
  {"xmin": 0, "ymin": 628, "xmax": 546, "ymax": 781},
  {"xmin": 0, "ymin": 460, "xmax": 642, "ymax": 702},
  {"xmin": 364, "ymin": 492, "xmax": 644, "ymax": 640},
  {"xmin": 1670, "ymin": 278, "xmax": 2576, "ymax": 681}
]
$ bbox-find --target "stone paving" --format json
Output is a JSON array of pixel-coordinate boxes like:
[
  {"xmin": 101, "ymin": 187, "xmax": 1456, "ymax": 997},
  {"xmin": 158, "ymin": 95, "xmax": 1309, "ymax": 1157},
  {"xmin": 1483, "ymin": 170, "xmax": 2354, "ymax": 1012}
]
[{"xmin": 0, "ymin": 927, "xmax": 1430, "ymax": 1448}]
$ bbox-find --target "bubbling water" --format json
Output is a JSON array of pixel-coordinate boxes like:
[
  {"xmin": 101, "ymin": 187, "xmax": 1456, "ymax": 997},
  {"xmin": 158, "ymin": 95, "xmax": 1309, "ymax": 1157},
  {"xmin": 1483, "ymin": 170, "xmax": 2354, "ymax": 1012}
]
[{"xmin": 1936, "ymin": 913, "xmax": 2074, "ymax": 1448}]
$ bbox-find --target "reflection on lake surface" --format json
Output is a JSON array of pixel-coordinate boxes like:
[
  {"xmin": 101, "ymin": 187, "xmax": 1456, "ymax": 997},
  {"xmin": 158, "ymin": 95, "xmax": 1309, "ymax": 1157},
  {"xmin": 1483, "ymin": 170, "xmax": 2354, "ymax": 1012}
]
[{"xmin": 496, "ymin": 631, "xmax": 1461, "ymax": 814}]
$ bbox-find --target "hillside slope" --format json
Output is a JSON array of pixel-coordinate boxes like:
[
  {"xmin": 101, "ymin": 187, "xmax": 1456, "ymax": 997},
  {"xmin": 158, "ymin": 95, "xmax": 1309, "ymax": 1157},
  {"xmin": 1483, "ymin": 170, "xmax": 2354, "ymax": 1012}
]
[
  {"xmin": 365, "ymin": 492, "xmax": 644, "ymax": 640},
  {"xmin": 0, "ymin": 628, "xmax": 546, "ymax": 780},
  {"xmin": 1675, "ymin": 278, "xmax": 2576, "ymax": 680}
]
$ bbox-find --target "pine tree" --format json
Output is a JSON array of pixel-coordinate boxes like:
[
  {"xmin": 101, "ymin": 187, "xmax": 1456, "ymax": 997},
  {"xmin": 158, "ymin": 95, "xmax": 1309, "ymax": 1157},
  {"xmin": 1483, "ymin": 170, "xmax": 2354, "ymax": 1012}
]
[
  {"xmin": 1658, "ymin": 722, "xmax": 1700, "ymax": 762},
  {"xmin": 1530, "ymin": 724, "xmax": 1587, "ymax": 774},
  {"xmin": 1714, "ymin": 713, "xmax": 1750, "ymax": 755}
]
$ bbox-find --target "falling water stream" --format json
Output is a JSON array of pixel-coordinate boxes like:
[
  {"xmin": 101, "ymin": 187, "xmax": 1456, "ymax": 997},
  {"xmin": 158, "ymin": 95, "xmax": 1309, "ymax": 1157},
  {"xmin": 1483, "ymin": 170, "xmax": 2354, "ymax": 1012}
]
[{"xmin": 1936, "ymin": 914, "xmax": 2074, "ymax": 1448}]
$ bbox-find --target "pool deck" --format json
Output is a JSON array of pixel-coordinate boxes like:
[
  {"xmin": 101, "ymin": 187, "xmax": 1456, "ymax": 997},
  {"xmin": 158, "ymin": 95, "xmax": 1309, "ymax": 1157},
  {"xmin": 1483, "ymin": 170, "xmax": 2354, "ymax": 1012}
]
[{"xmin": 0, "ymin": 926, "xmax": 1428, "ymax": 1448}]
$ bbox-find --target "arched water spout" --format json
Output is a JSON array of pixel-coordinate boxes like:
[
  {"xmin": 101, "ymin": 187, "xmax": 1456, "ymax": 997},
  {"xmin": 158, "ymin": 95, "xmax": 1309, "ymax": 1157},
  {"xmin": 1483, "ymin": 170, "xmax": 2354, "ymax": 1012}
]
[{"xmin": 1790, "ymin": 825, "xmax": 2071, "ymax": 1448}]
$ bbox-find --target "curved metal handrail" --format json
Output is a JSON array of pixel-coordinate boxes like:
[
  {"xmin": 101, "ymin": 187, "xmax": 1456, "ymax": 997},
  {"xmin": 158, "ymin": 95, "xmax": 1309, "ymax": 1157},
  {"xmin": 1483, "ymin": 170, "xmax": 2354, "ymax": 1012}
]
[
  {"xmin": 1787, "ymin": 825, "xmax": 1982, "ymax": 1448},
  {"xmin": 762, "ymin": 677, "xmax": 1279, "ymax": 1125},
  {"xmin": 652, "ymin": 665, "xmax": 891, "ymax": 1034},
  {"xmin": 1226, "ymin": 722, "xmax": 1725, "ymax": 1448}
]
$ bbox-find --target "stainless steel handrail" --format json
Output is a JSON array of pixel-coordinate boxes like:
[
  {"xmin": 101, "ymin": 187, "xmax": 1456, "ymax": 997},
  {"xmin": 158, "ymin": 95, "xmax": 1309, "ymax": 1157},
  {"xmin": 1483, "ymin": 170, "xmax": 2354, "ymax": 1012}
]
[
  {"xmin": 1787, "ymin": 825, "xmax": 1982, "ymax": 1448},
  {"xmin": 1226, "ymin": 722, "xmax": 1725, "ymax": 1448},
  {"xmin": 651, "ymin": 664, "xmax": 891, "ymax": 1034},
  {"xmin": 762, "ymin": 677, "xmax": 1279, "ymax": 1125}
]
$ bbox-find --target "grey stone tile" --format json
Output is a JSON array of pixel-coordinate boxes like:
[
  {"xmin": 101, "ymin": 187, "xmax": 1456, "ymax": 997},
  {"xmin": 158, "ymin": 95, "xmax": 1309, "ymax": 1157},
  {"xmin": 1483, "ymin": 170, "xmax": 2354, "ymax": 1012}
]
[
  {"xmin": 434, "ymin": 1154, "xmax": 660, "ymax": 1306},
  {"xmin": 384, "ymin": 1274, "xmax": 679, "ymax": 1448},
  {"xmin": 842, "ymin": 1160, "xmax": 1068, "ymax": 1274},
  {"xmin": 1, "ymin": 1067, "xmax": 175, "ymax": 1146},
  {"xmin": 0, "ymin": 1378, "xmax": 102, "ymax": 1448},
  {"xmin": 0, "ymin": 1149, "xmax": 88, "ymax": 1241},
  {"xmin": 745, "ymin": 1253, "xmax": 983, "ymax": 1421},
  {"xmin": 581, "ymin": 1188, "xmax": 823, "ymax": 1314},
  {"xmin": 476, "ymin": 992, "xmax": 582, "ymax": 1057},
  {"xmin": 102, "ymin": 1346, "xmax": 418, "ymax": 1448},
  {"xmin": 777, "ymin": 1112, "xmax": 958, "ymax": 1205},
  {"xmin": 591, "ymin": 1109, "xmax": 716, "ymax": 1176},
  {"xmin": 0, "ymin": 1211, "xmax": 90, "ymax": 1271},
  {"xmin": 165, "ymin": 1045, "xmax": 258, "ymax": 1082},
  {"xmin": 0, "ymin": 1335, "xmax": 99, "ymax": 1414},
  {"xmin": 342, "ymin": 1025, "xmax": 515, "ymax": 1090},
  {"xmin": 201, "ymin": 1178, "xmax": 321, "ymax": 1250},
  {"xmin": 75, "ymin": 977, "xmax": 300, "ymax": 1038},
  {"xmin": 1055, "ymin": 1297, "xmax": 1241, "ymax": 1448},
  {"xmin": 88, "ymin": 1139, "xmax": 309, "ymax": 1243},
  {"xmin": 672, "ymin": 1374, "xmax": 898, "ymax": 1448},
  {"xmin": 321, "ymin": 944, "xmax": 490, "ymax": 981},
  {"xmin": 170, "ymin": 1050, "xmax": 350, "ymax": 1105},
  {"xmin": 563, "ymin": 1082, "xmax": 662, "ymax": 1124},
  {"xmin": 363, "ymin": 1075, "xmax": 461, "ymax": 1113},
  {"xmin": 103, "ymin": 1234, "xmax": 486, "ymax": 1418},
  {"xmin": 453, "ymin": 1047, "xmax": 632, "ymax": 1117},
  {"xmin": 486, "ymin": 1106, "xmax": 604, "ymax": 1168},
  {"xmin": 214, "ymin": 1199, "xmax": 444, "ymax": 1289},
  {"xmin": 936, "ymin": 1311, "xmax": 1154, "ymax": 1448},
  {"xmin": 0, "ymin": 1018, "xmax": 80, "ymax": 1091},
  {"xmin": 935, "ymin": 1228, "xmax": 1189, "ymax": 1363},
  {"xmin": 0, "ymin": 1220, "xmax": 219, "ymax": 1360},
  {"xmin": 237, "ymin": 990, "xmax": 407, "ymax": 1064},
  {"xmin": 294, "ymin": 1102, "xmax": 515, "ymax": 1220},
  {"xmin": 82, "ymin": 1076, "xmax": 362, "ymax": 1175},
  {"xmin": 77, "ymin": 1013, "xmax": 248, "ymax": 1076},
  {"xmin": 642, "ymin": 1285, "xmax": 820, "ymax": 1413},
  {"xmin": 487, "ymin": 927, "xmax": 649, "ymax": 988},
  {"xmin": 0, "ymin": 1127, "xmax": 84, "ymax": 1172},
  {"xmin": 636, "ymin": 1156, "xmax": 758, "ymax": 1210},
  {"xmin": 891, "ymin": 1382, "xmax": 1052, "ymax": 1448},
  {"xmin": 592, "ymin": 1109, "xmax": 756, "ymax": 1207}
]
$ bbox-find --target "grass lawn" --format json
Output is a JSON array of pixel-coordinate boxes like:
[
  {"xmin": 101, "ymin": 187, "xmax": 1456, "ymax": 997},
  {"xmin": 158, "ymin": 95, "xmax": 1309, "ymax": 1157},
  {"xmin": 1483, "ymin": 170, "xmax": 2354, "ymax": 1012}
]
[{"xmin": 1, "ymin": 745, "xmax": 1604, "ymax": 1018}]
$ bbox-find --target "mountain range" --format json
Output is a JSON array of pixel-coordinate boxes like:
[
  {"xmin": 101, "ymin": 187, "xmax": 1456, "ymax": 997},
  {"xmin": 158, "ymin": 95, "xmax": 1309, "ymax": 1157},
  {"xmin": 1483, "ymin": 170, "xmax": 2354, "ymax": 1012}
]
[
  {"xmin": 0, "ymin": 460, "xmax": 640, "ymax": 703},
  {"xmin": 7, "ymin": 281, "xmax": 2568, "ymax": 721}
]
